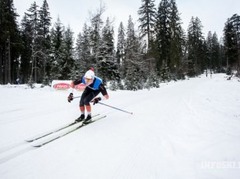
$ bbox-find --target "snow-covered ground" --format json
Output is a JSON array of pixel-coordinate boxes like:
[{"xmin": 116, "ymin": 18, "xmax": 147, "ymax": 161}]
[{"xmin": 0, "ymin": 74, "xmax": 240, "ymax": 179}]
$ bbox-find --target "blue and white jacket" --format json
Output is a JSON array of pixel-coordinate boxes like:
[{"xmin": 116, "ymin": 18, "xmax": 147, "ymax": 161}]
[{"xmin": 73, "ymin": 76, "xmax": 108, "ymax": 95}]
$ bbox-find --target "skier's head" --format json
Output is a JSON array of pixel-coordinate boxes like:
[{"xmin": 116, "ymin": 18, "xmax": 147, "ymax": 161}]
[
  {"xmin": 84, "ymin": 69, "xmax": 95, "ymax": 79},
  {"xmin": 84, "ymin": 69, "xmax": 95, "ymax": 85}
]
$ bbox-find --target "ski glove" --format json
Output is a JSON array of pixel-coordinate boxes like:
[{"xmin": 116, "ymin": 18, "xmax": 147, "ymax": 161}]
[
  {"xmin": 93, "ymin": 97, "xmax": 101, "ymax": 105},
  {"xmin": 68, "ymin": 93, "xmax": 73, "ymax": 103}
]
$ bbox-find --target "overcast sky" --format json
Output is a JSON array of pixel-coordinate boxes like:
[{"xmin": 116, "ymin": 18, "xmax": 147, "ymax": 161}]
[{"xmin": 14, "ymin": 0, "xmax": 240, "ymax": 40}]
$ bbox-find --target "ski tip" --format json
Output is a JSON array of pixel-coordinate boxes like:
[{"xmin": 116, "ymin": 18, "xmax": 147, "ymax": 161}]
[
  {"xmin": 32, "ymin": 145, "xmax": 42, "ymax": 148},
  {"xmin": 25, "ymin": 140, "xmax": 33, "ymax": 143}
]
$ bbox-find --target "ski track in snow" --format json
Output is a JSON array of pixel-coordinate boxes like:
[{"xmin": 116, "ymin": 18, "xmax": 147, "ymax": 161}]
[
  {"xmin": 0, "ymin": 74, "xmax": 240, "ymax": 179},
  {"xmin": 0, "ymin": 144, "xmax": 34, "ymax": 164}
]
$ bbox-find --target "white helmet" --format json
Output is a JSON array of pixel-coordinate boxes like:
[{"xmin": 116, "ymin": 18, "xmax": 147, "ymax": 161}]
[{"xmin": 84, "ymin": 70, "xmax": 95, "ymax": 79}]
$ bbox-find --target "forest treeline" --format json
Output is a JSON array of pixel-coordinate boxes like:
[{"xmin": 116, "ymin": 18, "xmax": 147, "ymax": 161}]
[{"xmin": 0, "ymin": 0, "xmax": 240, "ymax": 89}]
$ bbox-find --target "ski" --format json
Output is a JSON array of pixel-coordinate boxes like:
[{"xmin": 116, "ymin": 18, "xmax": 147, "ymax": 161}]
[
  {"xmin": 32, "ymin": 115, "xmax": 106, "ymax": 147},
  {"xmin": 26, "ymin": 114, "xmax": 100, "ymax": 142}
]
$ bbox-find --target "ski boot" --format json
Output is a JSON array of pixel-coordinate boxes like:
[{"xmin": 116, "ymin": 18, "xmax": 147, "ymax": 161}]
[
  {"xmin": 75, "ymin": 114, "xmax": 85, "ymax": 122},
  {"xmin": 83, "ymin": 114, "xmax": 92, "ymax": 124}
]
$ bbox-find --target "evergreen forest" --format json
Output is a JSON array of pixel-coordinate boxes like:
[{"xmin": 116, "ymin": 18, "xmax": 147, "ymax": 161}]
[{"xmin": 1, "ymin": 0, "xmax": 240, "ymax": 90}]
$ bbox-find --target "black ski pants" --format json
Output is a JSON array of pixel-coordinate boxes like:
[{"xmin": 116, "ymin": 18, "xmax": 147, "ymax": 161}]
[{"xmin": 80, "ymin": 88, "xmax": 100, "ymax": 106}]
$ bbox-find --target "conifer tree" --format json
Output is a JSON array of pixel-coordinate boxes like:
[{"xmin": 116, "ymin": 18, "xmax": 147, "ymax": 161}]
[
  {"xmin": 61, "ymin": 26, "xmax": 75, "ymax": 80},
  {"xmin": 153, "ymin": 0, "xmax": 185, "ymax": 80},
  {"xmin": 168, "ymin": 0, "xmax": 184, "ymax": 80},
  {"xmin": 211, "ymin": 32, "xmax": 221, "ymax": 72},
  {"xmin": 24, "ymin": 2, "xmax": 41, "ymax": 84},
  {"xmin": 89, "ymin": 5, "xmax": 105, "ymax": 74},
  {"xmin": 125, "ymin": 15, "xmax": 145, "ymax": 90},
  {"xmin": 155, "ymin": 0, "xmax": 171, "ymax": 81},
  {"xmin": 187, "ymin": 16, "xmax": 205, "ymax": 76},
  {"xmin": 206, "ymin": 31, "xmax": 221, "ymax": 74},
  {"xmin": 115, "ymin": 22, "xmax": 126, "ymax": 89},
  {"xmin": 49, "ymin": 17, "xmax": 64, "ymax": 80},
  {"xmin": 98, "ymin": 17, "xmax": 117, "ymax": 82},
  {"xmin": 0, "ymin": 0, "xmax": 21, "ymax": 84},
  {"xmin": 138, "ymin": 0, "xmax": 156, "ymax": 50},
  {"xmin": 116, "ymin": 22, "xmax": 126, "ymax": 78},
  {"xmin": 75, "ymin": 23, "xmax": 92, "ymax": 75},
  {"xmin": 206, "ymin": 31, "xmax": 213, "ymax": 73},
  {"xmin": 38, "ymin": 0, "xmax": 51, "ymax": 84},
  {"xmin": 224, "ymin": 14, "xmax": 240, "ymax": 76},
  {"xmin": 20, "ymin": 15, "xmax": 32, "ymax": 83}
]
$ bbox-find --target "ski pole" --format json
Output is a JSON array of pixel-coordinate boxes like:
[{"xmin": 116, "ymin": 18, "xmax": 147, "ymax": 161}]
[
  {"xmin": 73, "ymin": 95, "xmax": 81, "ymax": 99},
  {"xmin": 98, "ymin": 102, "xmax": 133, "ymax": 115}
]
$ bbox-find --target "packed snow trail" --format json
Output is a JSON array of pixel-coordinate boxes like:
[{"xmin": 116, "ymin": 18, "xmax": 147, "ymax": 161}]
[{"xmin": 0, "ymin": 74, "xmax": 240, "ymax": 179}]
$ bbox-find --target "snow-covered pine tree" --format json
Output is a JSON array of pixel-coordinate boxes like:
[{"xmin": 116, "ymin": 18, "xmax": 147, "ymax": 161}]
[
  {"xmin": 187, "ymin": 16, "xmax": 205, "ymax": 77},
  {"xmin": 61, "ymin": 26, "xmax": 75, "ymax": 80},
  {"xmin": 75, "ymin": 23, "xmax": 92, "ymax": 75},
  {"xmin": 38, "ymin": 0, "xmax": 51, "ymax": 85},
  {"xmin": 206, "ymin": 31, "xmax": 221, "ymax": 74},
  {"xmin": 137, "ymin": 0, "xmax": 160, "ymax": 88},
  {"xmin": 224, "ymin": 14, "xmax": 240, "ymax": 76},
  {"xmin": 124, "ymin": 15, "xmax": 146, "ymax": 90},
  {"xmin": 168, "ymin": 0, "xmax": 185, "ymax": 80},
  {"xmin": 24, "ymin": 2, "xmax": 42, "ymax": 85},
  {"xmin": 98, "ymin": 17, "xmax": 119, "ymax": 83},
  {"xmin": 138, "ymin": 0, "xmax": 156, "ymax": 51},
  {"xmin": 155, "ymin": 0, "xmax": 171, "ymax": 80},
  {"xmin": 116, "ymin": 22, "xmax": 126, "ymax": 89},
  {"xmin": 116, "ymin": 22, "xmax": 125, "ymax": 66},
  {"xmin": 154, "ymin": 0, "xmax": 184, "ymax": 81},
  {"xmin": 49, "ymin": 17, "xmax": 64, "ymax": 80},
  {"xmin": 89, "ymin": 5, "xmax": 105, "ymax": 74},
  {"xmin": 20, "ymin": 15, "xmax": 32, "ymax": 83},
  {"xmin": 211, "ymin": 33, "xmax": 221, "ymax": 72},
  {"xmin": 0, "ymin": 0, "xmax": 20, "ymax": 84}
]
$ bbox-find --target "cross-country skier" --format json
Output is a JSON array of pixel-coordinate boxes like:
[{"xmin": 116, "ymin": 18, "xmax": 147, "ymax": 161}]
[{"xmin": 68, "ymin": 68, "xmax": 109, "ymax": 123}]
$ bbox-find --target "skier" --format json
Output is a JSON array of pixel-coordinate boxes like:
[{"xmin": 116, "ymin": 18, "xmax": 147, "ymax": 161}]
[{"xmin": 68, "ymin": 68, "xmax": 109, "ymax": 123}]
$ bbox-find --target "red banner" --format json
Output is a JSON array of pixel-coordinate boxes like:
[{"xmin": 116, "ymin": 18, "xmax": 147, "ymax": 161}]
[
  {"xmin": 53, "ymin": 83, "xmax": 70, "ymax": 90},
  {"xmin": 75, "ymin": 83, "xmax": 86, "ymax": 91}
]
